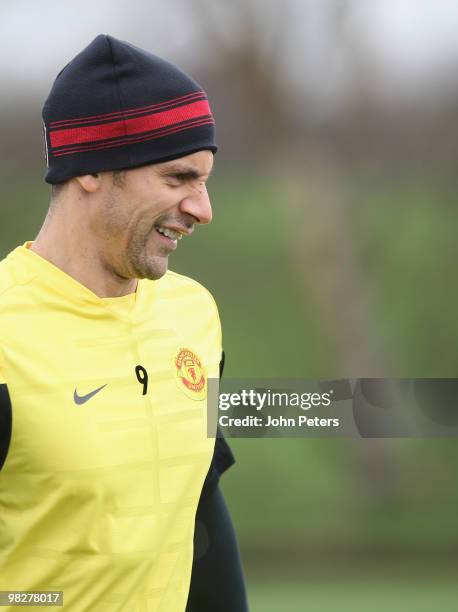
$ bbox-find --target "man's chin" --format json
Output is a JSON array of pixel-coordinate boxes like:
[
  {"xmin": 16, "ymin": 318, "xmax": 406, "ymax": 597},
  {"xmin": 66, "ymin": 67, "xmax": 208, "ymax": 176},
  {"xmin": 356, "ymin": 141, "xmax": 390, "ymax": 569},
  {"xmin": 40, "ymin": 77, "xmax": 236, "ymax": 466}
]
[{"xmin": 143, "ymin": 255, "xmax": 169, "ymax": 281}]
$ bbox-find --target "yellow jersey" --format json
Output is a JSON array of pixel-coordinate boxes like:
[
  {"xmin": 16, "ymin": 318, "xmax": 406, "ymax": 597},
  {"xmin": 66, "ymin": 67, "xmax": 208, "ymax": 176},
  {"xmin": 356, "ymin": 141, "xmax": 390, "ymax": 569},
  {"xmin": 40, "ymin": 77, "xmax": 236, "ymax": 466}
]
[{"xmin": 0, "ymin": 241, "xmax": 222, "ymax": 611}]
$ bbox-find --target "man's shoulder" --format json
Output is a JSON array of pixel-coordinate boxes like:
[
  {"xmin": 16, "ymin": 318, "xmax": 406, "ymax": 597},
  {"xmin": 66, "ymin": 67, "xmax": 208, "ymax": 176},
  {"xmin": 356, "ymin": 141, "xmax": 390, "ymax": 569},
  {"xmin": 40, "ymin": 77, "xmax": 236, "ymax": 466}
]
[
  {"xmin": 142, "ymin": 269, "xmax": 220, "ymax": 315},
  {"xmin": 157, "ymin": 270, "xmax": 216, "ymax": 300},
  {"xmin": 162, "ymin": 269, "xmax": 212, "ymax": 292},
  {"xmin": 0, "ymin": 252, "xmax": 33, "ymax": 343},
  {"xmin": 0, "ymin": 257, "xmax": 13, "ymax": 296},
  {"xmin": 0, "ymin": 249, "xmax": 35, "ymax": 302}
]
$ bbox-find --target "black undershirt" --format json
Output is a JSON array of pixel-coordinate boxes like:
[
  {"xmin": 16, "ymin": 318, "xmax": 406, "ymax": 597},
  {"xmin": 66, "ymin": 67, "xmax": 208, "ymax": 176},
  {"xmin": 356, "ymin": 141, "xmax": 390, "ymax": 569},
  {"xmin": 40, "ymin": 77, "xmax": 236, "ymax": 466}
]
[{"xmin": 186, "ymin": 484, "xmax": 249, "ymax": 612}]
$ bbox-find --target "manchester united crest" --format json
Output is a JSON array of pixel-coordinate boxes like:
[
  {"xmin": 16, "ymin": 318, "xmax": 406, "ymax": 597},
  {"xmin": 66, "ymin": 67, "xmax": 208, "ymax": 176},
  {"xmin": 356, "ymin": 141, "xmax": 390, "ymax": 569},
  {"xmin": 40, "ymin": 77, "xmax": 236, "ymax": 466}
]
[{"xmin": 174, "ymin": 348, "xmax": 207, "ymax": 400}]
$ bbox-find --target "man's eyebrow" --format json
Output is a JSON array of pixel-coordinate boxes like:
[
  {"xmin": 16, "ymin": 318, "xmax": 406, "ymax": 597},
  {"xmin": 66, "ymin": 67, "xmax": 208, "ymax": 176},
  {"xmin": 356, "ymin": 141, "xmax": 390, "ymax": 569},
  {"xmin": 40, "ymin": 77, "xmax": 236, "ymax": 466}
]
[{"xmin": 158, "ymin": 164, "xmax": 213, "ymax": 180}]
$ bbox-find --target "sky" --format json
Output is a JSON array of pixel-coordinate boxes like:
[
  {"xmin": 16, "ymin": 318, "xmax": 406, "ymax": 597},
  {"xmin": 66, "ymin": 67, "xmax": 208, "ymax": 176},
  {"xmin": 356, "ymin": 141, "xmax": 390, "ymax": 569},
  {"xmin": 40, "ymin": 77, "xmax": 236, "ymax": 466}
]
[
  {"xmin": 1, "ymin": 0, "xmax": 458, "ymax": 106},
  {"xmin": 355, "ymin": 1, "xmax": 458, "ymax": 93}
]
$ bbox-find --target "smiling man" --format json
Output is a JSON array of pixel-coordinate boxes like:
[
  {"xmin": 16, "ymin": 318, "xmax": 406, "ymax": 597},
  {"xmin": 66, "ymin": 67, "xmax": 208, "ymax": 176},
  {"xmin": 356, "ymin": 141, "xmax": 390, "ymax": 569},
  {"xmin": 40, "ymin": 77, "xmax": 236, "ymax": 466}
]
[{"xmin": 0, "ymin": 35, "xmax": 247, "ymax": 612}]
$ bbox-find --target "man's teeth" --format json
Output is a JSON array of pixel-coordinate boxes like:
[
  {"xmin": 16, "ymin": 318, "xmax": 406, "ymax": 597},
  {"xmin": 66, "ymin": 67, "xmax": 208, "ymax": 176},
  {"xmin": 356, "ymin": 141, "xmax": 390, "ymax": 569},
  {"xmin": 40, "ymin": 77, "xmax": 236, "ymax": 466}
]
[{"xmin": 157, "ymin": 227, "xmax": 182, "ymax": 240}]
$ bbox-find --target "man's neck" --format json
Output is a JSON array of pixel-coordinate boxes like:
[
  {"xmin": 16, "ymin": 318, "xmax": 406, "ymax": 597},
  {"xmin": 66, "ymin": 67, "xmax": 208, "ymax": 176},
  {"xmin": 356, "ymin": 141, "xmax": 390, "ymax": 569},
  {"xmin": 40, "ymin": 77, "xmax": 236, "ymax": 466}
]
[{"xmin": 29, "ymin": 237, "xmax": 138, "ymax": 299}]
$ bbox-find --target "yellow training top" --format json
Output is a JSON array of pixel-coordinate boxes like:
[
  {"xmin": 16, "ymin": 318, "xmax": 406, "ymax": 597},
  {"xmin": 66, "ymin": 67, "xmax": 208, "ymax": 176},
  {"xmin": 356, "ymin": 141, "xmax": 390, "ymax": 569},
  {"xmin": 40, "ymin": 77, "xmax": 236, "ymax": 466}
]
[{"xmin": 0, "ymin": 241, "xmax": 221, "ymax": 611}]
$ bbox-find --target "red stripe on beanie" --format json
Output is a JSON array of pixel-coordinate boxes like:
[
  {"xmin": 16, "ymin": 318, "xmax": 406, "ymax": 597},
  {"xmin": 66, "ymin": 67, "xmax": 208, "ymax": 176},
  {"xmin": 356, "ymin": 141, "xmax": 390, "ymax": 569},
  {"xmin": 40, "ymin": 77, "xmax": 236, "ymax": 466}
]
[
  {"xmin": 49, "ymin": 91, "xmax": 206, "ymax": 128},
  {"xmin": 50, "ymin": 99, "xmax": 213, "ymax": 149},
  {"xmin": 52, "ymin": 118, "xmax": 215, "ymax": 157}
]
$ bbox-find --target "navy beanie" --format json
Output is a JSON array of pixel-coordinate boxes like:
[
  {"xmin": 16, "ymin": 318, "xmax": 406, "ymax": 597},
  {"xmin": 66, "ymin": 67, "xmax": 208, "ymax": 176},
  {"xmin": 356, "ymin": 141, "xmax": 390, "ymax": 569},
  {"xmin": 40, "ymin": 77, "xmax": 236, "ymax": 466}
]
[{"xmin": 42, "ymin": 34, "xmax": 217, "ymax": 184}]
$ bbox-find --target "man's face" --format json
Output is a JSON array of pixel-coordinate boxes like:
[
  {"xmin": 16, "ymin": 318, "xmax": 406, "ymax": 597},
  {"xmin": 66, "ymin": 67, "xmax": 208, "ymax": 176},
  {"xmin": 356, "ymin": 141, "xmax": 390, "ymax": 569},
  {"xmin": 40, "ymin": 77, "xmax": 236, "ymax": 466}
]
[{"xmin": 94, "ymin": 150, "xmax": 214, "ymax": 281}]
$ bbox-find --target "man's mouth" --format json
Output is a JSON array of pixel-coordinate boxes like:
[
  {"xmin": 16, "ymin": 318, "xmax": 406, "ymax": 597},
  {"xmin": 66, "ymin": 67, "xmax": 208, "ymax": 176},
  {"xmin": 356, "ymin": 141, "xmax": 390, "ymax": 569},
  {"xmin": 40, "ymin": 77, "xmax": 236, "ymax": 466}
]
[
  {"xmin": 154, "ymin": 225, "xmax": 187, "ymax": 251},
  {"xmin": 155, "ymin": 226, "xmax": 183, "ymax": 241}
]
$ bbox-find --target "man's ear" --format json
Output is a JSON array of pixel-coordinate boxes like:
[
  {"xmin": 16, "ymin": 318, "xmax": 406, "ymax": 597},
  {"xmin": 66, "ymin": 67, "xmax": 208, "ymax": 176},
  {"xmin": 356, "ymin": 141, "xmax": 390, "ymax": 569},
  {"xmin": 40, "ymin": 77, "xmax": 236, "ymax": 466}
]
[{"xmin": 75, "ymin": 173, "xmax": 102, "ymax": 193}]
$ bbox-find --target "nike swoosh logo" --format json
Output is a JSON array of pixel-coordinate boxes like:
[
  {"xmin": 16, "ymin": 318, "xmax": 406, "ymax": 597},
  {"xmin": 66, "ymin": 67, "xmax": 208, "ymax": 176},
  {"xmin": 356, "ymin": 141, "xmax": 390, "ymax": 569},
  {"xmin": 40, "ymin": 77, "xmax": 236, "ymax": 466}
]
[{"xmin": 73, "ymin": 384, "xmax": 107, "ymax": 405}]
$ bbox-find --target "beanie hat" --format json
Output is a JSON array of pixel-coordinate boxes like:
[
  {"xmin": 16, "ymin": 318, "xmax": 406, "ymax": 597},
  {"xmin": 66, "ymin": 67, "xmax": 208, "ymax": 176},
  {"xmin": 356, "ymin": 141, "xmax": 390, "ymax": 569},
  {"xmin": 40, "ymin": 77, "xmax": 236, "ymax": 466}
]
[{"xmin": 42, "ymin": 34, "xmax": 217, "ymax": 184}]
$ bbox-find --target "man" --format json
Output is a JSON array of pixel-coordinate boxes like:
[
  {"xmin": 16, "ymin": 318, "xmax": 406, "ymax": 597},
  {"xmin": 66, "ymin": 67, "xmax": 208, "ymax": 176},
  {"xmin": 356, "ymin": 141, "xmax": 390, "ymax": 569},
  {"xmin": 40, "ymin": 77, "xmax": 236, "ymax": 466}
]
[{"xmin": 0, "ymin": 34, "xmax": 248, "ymax": 611}]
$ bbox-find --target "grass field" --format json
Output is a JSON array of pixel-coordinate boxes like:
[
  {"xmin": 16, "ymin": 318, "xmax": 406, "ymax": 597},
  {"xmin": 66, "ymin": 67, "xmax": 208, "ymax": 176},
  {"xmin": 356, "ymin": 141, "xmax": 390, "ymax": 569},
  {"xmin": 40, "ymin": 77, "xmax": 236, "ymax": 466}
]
[{"xmin": 248, "ymin": 576, "xmax": 458, "ymax": 612}]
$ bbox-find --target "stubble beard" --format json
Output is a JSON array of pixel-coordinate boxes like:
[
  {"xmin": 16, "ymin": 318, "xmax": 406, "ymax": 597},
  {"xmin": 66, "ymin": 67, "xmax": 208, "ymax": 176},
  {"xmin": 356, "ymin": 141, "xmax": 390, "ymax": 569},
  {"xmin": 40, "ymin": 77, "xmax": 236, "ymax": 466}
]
[{"xmin": 126, "ymin": 227, "xmax": 169, "ymax": 281}]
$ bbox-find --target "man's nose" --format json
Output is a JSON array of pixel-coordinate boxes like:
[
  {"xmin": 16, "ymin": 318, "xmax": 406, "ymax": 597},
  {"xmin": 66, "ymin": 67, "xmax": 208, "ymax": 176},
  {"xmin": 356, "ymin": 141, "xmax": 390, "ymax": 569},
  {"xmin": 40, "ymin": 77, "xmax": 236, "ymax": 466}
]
[{"xmin": 179, "ymin": 185, "xmax": 212, "ymax": 225}]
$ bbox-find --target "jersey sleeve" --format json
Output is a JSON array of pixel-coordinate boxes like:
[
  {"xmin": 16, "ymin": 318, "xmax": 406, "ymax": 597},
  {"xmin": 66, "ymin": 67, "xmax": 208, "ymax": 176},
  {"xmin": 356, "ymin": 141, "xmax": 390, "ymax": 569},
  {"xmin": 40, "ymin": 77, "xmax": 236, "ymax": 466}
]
[
  {"xmin": 0, "ymin": 347, "xmax": 12, "ymax": 470},
  {"xmin": 200, "ymin": 350, "xmax": 235, "ymax": 498}
]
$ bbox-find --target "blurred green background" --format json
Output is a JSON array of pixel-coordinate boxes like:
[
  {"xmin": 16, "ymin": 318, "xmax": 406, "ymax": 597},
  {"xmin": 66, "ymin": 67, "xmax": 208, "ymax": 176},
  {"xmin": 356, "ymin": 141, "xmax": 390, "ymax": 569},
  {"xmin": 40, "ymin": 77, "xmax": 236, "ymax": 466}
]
[{"xmin": 1, "ymin": 2, "xmax": 458, "ymax": 609}]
